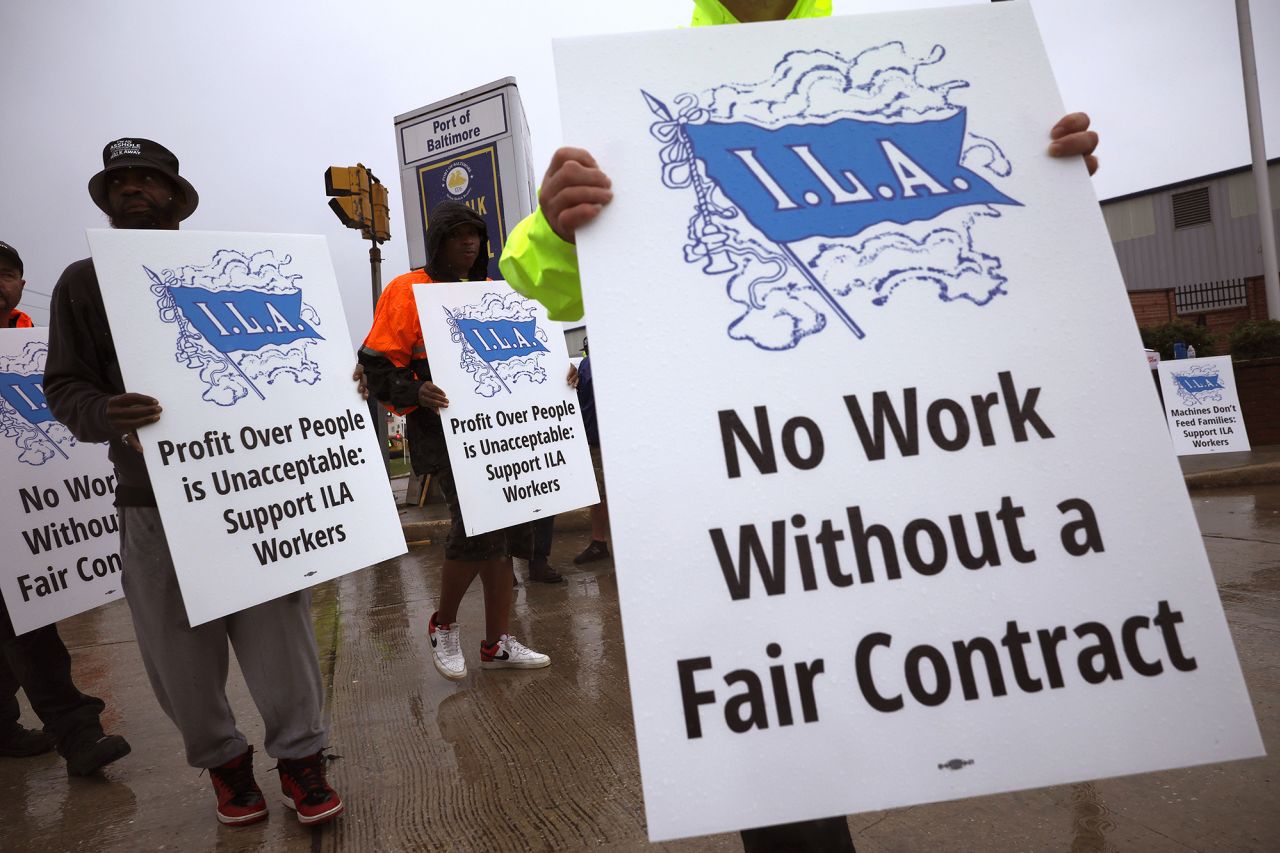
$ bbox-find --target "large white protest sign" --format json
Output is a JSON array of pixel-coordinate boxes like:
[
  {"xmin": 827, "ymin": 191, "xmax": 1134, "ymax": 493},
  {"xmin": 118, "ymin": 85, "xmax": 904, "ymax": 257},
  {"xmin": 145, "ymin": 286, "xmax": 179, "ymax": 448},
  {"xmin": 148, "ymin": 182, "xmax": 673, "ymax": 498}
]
[
  {"xmin": 0, "ymin": 328, "xmax": 123, "ymax": 634},
  {"xmin": 1157, "ymin": 355, "xmax": 1251, "ymax": 455},
  {"xmin": 555, "ymin": 3, "xmax": 1263, "ymax": 841},
  {"xmin": 415, "ymin": 280, "xmax": 598, "ymax": 535},
  {"xmin": 88, "ymin": 230, "xmax": 406, "ymax": 626}
]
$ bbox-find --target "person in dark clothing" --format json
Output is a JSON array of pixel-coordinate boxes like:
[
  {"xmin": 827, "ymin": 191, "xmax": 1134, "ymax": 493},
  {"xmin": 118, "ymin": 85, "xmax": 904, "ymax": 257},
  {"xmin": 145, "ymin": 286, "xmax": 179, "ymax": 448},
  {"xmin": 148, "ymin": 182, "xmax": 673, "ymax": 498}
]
[
  {"xmin": 359, "ymin": 201, "xmax": 553, "ymax": 683},
  {"xmin": 1, "ymin": 240, "xmax": 34, "ymax": 329},
  {"xmin": 572, "ymin": 343, "xmax": 610, "ymax": 565},
  {"xmin": 0, "ymin": 239, "xmax": 131, "ymax": 773},
  {"xmin": 528, "ymin": 516, "xmax": 561, "ymax": 581},
  {"xmin": 43, "ymin": 139, "xmax": 343, "ymax": 828},
  {"xmin": 0, "ymin": 611, "xmax": 127, "ymax": 771}
]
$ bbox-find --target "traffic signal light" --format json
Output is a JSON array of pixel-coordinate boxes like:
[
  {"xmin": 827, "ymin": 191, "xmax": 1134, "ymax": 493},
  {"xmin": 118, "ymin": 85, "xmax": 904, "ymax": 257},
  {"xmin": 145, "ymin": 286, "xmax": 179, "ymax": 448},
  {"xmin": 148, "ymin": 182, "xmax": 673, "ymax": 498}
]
[
  {"xmin": 325, "ymin": 164, "xmax": 390, "ymax": 244},
  {"xmin": 369, "ymin": 181, "xmax": 391, "ymax": 243},
  {"xmin": 325, "ymin": 164, "xmax": 371, "ymax": 231},
  {"xmin": 329, "ymin": 193, "xmax": 367, "ymax": 230}
]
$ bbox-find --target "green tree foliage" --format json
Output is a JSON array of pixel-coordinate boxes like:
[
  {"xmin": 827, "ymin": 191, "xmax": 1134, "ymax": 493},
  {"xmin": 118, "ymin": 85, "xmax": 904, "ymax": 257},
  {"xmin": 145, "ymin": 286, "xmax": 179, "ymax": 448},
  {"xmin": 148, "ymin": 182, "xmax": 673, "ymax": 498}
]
[
  {"xmin": 1140, "ymin": 321, "xmax": 1217, "ymax": 360},
  {"xmin": 1227, "ymin": 319, "xmax": 1280, "ymax": 361}
]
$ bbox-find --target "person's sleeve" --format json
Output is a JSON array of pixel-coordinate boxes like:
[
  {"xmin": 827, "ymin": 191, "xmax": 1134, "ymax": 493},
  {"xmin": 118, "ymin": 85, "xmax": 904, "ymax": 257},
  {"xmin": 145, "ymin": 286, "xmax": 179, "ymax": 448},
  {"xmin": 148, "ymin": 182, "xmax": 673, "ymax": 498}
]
[
  {"xmin": 358, "ymin": 281, "xmax": 424, "ymax": 413},
  {"xmin": 358, "ymin": 350, "xmax": 422, "ymax": 413},
  {"xmin": 44, "ymin": 268, "xmax": 116, "ymax": 443},
  {"xmin": 498, "ymin": 206, "xmax": 585, "ymax": 322}
]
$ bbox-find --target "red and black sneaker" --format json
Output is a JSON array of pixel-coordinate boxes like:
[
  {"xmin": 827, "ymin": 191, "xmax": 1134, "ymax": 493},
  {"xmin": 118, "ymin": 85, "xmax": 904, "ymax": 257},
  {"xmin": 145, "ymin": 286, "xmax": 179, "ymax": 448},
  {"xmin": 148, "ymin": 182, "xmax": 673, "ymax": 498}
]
[
  {"xmin": 277, "ymin": 751, "xmax": 343, "ymax": 826},
  {"xmin": 208, "ymin": 746, "xmax": 268, "ymax": 826}
]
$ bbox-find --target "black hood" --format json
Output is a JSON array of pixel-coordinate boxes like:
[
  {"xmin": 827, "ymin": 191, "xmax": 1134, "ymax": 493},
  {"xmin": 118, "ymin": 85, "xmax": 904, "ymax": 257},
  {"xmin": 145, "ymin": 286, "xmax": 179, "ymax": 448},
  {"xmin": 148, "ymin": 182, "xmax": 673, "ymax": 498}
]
[{"xmin": 425, "ymin": 201, "xmax": 489, "ymax": 282}]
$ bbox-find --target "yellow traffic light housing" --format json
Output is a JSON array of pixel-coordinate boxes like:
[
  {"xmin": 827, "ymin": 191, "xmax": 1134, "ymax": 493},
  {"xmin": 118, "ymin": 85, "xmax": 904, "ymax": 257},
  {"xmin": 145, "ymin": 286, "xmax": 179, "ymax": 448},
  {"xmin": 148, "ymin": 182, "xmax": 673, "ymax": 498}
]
[
  {"xmin": 325, "ymin": 164, "xmax": 390, "ymax": 244},
  {"xmin": 370, "ymin": 182, "xmax": 391, "ymax": 243}
]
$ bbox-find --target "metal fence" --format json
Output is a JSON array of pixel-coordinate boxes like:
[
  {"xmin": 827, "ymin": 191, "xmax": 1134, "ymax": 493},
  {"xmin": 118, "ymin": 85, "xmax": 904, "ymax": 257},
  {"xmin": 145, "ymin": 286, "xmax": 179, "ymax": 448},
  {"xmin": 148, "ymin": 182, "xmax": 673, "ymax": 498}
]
[{"xmin": 1175, "ymin": 278, "xmax": 1249, "ymax": 314}]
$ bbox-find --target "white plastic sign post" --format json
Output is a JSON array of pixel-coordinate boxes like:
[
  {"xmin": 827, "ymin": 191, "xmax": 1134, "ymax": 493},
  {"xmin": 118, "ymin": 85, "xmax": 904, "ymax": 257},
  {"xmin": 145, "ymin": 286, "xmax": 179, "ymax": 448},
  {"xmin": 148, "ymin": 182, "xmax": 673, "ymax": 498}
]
[
  {"xmin": 88, "ymin": 230, "xmax": 406, "ymax": 626},
  {"xmin": 414, "ymin": 280, "xmax": 598, "ymax": 535},
  {"xmin": 0, "ymin": 328, "xmax": 123, "ymax": 634},
  {"xmin": 554, "ymin": 3, "xmax": 1263, "ymax": 841},
  {"xmin": 1157, "ymin": 355, "xmax": 1251, "ymax": 455}
]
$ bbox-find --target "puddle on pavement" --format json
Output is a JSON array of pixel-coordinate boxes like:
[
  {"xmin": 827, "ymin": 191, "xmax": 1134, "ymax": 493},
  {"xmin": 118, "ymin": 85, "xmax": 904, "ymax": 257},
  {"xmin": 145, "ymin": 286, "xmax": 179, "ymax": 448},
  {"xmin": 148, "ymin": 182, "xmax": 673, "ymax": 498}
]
[{"xmin": 1069, "ymin": 781, "xmax": 1115, "ymax": 853}]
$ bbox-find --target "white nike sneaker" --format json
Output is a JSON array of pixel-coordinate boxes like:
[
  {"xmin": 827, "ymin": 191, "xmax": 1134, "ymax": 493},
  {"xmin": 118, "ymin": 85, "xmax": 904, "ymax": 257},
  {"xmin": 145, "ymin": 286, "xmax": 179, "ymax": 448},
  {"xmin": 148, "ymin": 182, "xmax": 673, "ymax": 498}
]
[
  {"xmin": 428, "ymin": 611, "xmax": 467, "ymax": 681},
  {"xmin": 480, "ymin": 635, "xmax": 550, "ymax": 669}
]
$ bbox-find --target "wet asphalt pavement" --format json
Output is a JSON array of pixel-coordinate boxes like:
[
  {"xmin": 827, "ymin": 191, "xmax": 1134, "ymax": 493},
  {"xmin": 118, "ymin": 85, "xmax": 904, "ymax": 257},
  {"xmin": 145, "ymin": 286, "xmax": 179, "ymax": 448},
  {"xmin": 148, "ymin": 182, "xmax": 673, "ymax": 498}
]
[{"xmin": 0, "ymin": 486, "xmax": 1276, "ymax": 852}]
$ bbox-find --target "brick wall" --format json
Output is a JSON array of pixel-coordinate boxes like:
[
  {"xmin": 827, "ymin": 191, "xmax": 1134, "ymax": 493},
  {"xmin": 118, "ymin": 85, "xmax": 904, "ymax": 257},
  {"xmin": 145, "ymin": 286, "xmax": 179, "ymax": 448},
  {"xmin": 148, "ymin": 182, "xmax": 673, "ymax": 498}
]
[
  {"xmin": 1197, "ymin": 305, "xmax": 1256, "ymax": 337},
  {"xmin": 1128, "ymin": 276, "xmax": 1270, "ymax": 334},
  {"xmin": 1248, "ymin": 278, "xmax": 1270, "ymax": 321},
  {"xmin": 1237, "ymin": 356, "xmax": 1280, "ymax": 446},
  {"xmin": 1129, "ymin": 289, "xmax": 1175, "ymax": 327}
]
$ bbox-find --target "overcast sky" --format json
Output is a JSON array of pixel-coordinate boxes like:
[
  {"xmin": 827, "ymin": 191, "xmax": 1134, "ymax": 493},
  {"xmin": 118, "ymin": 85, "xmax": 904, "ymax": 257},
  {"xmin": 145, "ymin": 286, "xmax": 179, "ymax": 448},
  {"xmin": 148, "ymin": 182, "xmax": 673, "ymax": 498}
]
[{"xmin": 1, "ymin": 0, "xmax": 1276, "ymax": 344}]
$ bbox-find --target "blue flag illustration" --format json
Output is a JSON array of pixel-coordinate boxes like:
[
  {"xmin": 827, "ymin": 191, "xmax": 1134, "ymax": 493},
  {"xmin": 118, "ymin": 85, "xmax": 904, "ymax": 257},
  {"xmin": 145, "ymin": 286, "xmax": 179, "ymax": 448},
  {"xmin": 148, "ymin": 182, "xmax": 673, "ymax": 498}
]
[
  {"xmin": 1174, "ymin": 373, "xmax": 1224, "ymax": 395},
  {"xmin": 167, "ymin": 286, "xmax": 324, "ymax": 354},
  {"xmin": 683, "ymin": 109, "xmax": 1020, "ymax": 244},
  {"xmin": 455, "ymin": 318, "xmax": 549, "ymax": 364},
  {"xmin": 0, "ymin": 372, "xmax": 55, "ymax": 426}
]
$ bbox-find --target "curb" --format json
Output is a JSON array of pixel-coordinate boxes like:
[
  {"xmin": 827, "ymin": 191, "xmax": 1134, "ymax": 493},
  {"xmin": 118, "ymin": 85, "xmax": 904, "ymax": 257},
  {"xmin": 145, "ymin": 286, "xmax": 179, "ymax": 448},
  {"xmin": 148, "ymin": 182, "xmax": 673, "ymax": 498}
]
[{"xmin": 1184, "ymin": 461, "xmax": 1280, "ymax": 491}]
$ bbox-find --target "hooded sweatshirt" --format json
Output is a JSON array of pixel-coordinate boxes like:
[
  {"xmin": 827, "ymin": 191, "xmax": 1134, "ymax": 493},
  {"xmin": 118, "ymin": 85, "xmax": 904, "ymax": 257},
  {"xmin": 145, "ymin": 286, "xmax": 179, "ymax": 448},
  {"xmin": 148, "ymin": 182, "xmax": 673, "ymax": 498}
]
[
  {"xmin": 360, "ymin": 200, "xmax": 489, "ymax": 472},
  {"xmin": 497, "ymin": 1, "xmax": 831, "ymax": 321}
]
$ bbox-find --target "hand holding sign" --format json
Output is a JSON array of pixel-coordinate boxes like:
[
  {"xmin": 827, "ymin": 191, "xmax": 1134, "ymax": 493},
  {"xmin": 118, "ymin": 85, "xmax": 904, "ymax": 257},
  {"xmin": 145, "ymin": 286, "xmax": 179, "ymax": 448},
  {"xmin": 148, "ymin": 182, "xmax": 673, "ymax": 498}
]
[
  {"xmin": 1048, "ymin": 112, "xmax": 1099, "ymax": 174},
  {"xmin": 417, "ymin": 380, "xmax": 450, "ymax": 413},
  {"xmin": 537, "ymin": 147, "xmax": 614, "ymax": 243},
  {"xmin": 107, "ymin": 392, "xmax": 162, "ymax": 452},
  {"xmin": 106, "ymin": 392, "xmax": 162, "ymax": 426}
]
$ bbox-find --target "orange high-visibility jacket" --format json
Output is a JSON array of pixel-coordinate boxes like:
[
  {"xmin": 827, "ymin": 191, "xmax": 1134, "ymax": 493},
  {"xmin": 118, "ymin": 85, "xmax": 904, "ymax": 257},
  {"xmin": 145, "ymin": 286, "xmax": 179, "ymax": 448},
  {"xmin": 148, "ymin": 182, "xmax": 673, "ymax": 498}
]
[
  {"xmin": 6, "ymin": 309, "xmax": 33, "ymax": 328},
  {"xmin": 360, "ymin": 270, "xmax": 490, "ymax": 414},
  {"xmin": 362, "ymin": 270, "xmax": 430, "ymax": 371}
]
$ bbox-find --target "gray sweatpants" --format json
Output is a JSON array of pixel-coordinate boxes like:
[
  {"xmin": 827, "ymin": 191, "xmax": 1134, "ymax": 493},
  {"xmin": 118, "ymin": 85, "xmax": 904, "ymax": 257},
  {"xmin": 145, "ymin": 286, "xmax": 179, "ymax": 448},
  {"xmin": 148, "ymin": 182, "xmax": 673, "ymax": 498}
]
[{"xmin": 120, "ymin": 506, "xmax": 328, "ymax": 768}]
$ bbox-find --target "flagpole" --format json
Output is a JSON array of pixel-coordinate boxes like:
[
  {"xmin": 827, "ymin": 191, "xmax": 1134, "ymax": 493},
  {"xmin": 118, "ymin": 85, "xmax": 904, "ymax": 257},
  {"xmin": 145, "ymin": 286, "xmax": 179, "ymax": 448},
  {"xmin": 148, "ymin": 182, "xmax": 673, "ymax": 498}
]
[
  {"xmin": 218, "ymin": 352, "xmax": 267, "ymax": 401},
  {"xmin": 777, "ymin": 244, "xmax": 865, "ymax": 339},
  {"xmin": 642, "ymin": 90, "xmax": 734, "ymax": 274},
  {"xmin": 143, "ymin": 265, "xmax": 266, "ymax": 401},
  {"xmin": 444, "ymin": 307, "xmax": 511, "ymax": 394},
  {"xmin": 642, "ymin": 91, "xmax": 865, "ymax": 340},
  {"xmin": 34, "ymin": 423, "xmax": 70, "ymax": 460}
]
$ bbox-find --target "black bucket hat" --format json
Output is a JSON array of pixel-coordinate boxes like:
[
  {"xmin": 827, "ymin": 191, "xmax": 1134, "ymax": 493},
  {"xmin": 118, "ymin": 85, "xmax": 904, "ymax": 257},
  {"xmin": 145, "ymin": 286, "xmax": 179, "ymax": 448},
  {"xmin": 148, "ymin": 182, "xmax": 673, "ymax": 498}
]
[
  {"xmin": 87, "ymin": 138, "xmax": 199, "ymax": 221},
  {"xmin": 0, "ymin": 241, "xmax": 21, "ymax": 274}
]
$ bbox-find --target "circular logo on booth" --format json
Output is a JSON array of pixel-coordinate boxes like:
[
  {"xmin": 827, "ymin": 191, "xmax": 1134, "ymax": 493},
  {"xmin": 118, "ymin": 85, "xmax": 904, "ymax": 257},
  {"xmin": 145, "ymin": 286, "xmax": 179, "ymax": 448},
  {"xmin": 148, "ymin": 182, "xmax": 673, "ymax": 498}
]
[{"xmin": 443, "ymin": 163, "xmax": 473, "ymax": 198}]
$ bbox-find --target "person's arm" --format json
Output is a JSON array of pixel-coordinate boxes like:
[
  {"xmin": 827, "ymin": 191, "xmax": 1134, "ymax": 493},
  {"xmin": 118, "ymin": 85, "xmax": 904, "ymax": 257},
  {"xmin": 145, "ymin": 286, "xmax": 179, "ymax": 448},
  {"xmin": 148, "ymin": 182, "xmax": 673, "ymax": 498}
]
[
  {"xmin": 500, "ymin": 208, "xmax": 587, "ymax": 322},
  {"xmin": 44, "ymin": 264, "xmax": 161, "ymax": 445},
  {"xmin": 499, "ymin": 147, "xmax": 613, "ymax": 323},
  {"xmin": 356, "ymin": 349, "xmax": 421, "ymax": 411},
  {"xmin": 358, "ymin": 280, "xmax": 450, "ymax": 413}
]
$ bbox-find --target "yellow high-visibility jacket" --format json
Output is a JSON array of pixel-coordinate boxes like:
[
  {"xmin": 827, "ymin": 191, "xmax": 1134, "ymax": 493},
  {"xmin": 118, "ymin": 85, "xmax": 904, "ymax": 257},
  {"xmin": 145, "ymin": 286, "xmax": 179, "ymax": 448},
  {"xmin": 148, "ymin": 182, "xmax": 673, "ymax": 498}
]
[{"xmin": 498, "ymin": 0, "xmax": 832, "ymax": 321}]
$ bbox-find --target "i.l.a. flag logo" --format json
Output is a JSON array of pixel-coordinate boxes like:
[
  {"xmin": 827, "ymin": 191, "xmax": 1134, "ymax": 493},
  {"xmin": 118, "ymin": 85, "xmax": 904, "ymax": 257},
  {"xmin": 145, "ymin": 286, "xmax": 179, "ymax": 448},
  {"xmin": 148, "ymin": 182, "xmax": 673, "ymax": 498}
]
[
  {"xmin": 1171, "ymin": 367, "xmax": 1227, "ymax": 407},
  {"xmin": 646, "ymin": 42, "xmax": 1022, "ymax": 351},
  {"xmin": 446, "ymin": 292, "xmax": 550, "ymax": 398},
  {"xmin": 453, "ymin": 317, "xmax": 549, "ymax": 364},
  {"xmin": 0, "ymin": 342, "xmax": 77, "ymax": 465},
  {"xmin": 150, "ymin": 250, "xmax": 324, "ymax": 406},
  {"xmin": 681, "ymin": 111, "xmax": 1018, "ymax": 244},
  {"xmin": 0, "ymin": 373, "xmax": 54, "ymax": 426}
]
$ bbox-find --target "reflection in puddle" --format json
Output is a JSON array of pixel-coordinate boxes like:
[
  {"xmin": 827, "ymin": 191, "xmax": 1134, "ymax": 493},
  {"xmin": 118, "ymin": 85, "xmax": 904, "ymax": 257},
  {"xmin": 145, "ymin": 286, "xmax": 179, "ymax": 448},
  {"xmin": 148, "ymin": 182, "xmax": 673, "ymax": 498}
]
[{"xmin": 1070, "ymin": 782, "xmax": 1115, "ymax": 853}]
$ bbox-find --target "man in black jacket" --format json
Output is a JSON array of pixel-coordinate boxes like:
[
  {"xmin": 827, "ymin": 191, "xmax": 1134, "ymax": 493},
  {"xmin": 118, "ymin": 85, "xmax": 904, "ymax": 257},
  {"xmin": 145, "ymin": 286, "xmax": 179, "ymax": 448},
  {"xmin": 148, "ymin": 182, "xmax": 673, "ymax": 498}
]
[{"xmin": 44, "ymin": 139, "xmax": 343, "ymax": 828}]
